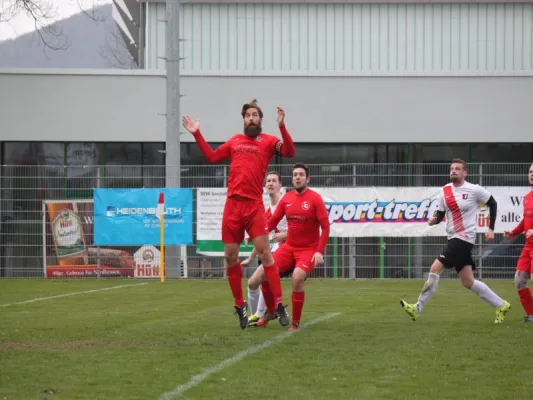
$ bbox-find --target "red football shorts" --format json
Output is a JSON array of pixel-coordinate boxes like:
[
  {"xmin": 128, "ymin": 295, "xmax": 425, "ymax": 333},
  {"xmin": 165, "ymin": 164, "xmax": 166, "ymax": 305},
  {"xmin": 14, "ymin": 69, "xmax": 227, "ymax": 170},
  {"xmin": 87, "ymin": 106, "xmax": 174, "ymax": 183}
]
[
  {"xmin": 516, "ymin": 245, "xmax": 533, "ymax": 273},
  {"xmin": 274, "ymin": 244, "xmax": 316, "ymax": 275},
  {"xmin": 222, "ymin": 196, "xmax": 268, "ymax": 244}
]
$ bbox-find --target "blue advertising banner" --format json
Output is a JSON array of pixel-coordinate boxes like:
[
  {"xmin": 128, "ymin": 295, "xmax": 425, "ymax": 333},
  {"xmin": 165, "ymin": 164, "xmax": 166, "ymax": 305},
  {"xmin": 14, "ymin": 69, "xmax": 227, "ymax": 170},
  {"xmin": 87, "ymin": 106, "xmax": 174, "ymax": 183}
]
[{"xmin": 94, "ymin": 188, "xmax": 193, "ymax": 246}]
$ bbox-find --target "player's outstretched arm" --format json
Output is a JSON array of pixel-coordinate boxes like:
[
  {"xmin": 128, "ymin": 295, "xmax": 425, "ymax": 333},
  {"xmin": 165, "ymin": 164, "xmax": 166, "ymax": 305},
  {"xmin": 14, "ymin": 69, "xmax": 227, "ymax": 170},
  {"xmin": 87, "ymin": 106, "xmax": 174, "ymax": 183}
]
[
  {"xmin": 475, "ymin": 187, "xmax": 497, "ymax": 241},
  {"xmin": 316, "ymin": 197, "xmax": 331, "ymax": 255},
  {"xmin": 428, "ymin": 210, "xmax": 445, "ymax": 226},
  {"xmin": 316, "ymin": 217, "xmax": 331, "ymax": 255},
  {"xmin": 182, "ymin": 116, "xmax": 231, "ymax": 164},
  {"xmin": 241, "ymin": 248, "xmax": 258, "ymax": 267},
  {"xmin": 486, "ymin": 196, "xmax": 497, "ymax": 231},
  {"xmin": 505, "ymin": 218, "xmax": 525, "ymax": 238},
  {"xmin": 428, "ymin": 190, "xmax": 446, "ymax": 226},
  {"xmin": 276, "ymin": 107, "xmax": 295, "ymax": 158}
]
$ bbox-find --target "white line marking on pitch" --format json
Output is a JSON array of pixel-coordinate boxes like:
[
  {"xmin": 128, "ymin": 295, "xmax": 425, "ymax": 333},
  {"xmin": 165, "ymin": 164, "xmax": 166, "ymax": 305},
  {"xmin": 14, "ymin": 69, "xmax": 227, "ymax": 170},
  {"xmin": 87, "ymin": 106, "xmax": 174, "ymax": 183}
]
[
  {"xmin": 157, "ymin": 312, "xmax": 342, "ymax": 400},
  {"xmin": 0, "ymin": 283, "xmax": 148, "ymax": 308}
]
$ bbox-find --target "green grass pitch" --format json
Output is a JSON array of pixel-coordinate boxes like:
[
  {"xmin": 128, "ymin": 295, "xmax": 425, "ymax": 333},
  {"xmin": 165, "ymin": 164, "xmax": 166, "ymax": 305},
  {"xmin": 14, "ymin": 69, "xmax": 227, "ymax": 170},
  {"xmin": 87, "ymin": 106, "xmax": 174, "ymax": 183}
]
[{"xmin": 1, "ymin": 279, "xmax": 532, "ymax": 400}]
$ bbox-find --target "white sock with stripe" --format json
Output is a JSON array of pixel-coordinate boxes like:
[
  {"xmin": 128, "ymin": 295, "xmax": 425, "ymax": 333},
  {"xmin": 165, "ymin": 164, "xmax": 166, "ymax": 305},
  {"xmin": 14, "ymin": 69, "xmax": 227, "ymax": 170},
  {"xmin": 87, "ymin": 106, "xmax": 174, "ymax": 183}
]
[
  {"xmin": 470, "ymin": 280, "xmax": 505, "ymax": 308},
  {"xmin": 256, "ymin": 290, "xmax": 266, "ymax": 317},
  {"xmin": 247, "ymin": 287, "xmax": 260, "ymax": 315},
  {"xmin": 416, "ymin": 272, "xmax": 440, "ymax": 314}
]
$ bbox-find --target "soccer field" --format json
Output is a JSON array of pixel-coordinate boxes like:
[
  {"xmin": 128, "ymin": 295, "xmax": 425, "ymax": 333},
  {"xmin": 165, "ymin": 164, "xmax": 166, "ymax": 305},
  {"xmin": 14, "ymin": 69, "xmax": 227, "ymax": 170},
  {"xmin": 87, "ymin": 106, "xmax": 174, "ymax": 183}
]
[{"xmin": 1, "ymin": 279, "xmax": 531, "ymax": 400}]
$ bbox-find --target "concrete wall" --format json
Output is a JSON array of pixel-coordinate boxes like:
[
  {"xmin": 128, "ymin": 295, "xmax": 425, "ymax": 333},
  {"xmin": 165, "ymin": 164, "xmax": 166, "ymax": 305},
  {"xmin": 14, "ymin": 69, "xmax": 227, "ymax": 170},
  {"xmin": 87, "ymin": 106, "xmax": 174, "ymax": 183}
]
[
  {"xmin": 178, "ymin": 75, "xmax": 533, "ymax": 144},
  {"xmin": 1, "ymin": 70, "xmax": 532, "ymax": 143},
  {"xmin": 0, "ymin": 69, "xmax": 165, "ymax": 142}
]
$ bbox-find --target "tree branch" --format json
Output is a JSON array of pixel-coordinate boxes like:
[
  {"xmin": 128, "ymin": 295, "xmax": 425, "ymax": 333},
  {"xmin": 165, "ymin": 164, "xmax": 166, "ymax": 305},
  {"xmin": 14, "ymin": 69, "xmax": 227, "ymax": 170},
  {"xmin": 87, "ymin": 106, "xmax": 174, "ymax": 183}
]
[{"xmin": 0, "ymin": 0, "xmax": 105, "ymax": 58}]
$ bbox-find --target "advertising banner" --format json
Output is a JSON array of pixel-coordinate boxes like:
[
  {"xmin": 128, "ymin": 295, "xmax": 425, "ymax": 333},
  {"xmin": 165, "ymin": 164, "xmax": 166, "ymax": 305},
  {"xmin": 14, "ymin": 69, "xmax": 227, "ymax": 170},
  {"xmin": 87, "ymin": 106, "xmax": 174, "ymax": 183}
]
[
  {"xmin": 43, "ymin": 197, "xmax": 185, "ymax": 278},
  {"xmin": 44, "ymin": 200, "xmax": 138, "ymax": 278},
  {"xmin": 94, "ymin": 188, "xmax": 193, "ymax": 246},
  {"xmin": 196, "ymin": 188, "xmax": 285, "ymax": 256},
  {"xmin": 195, "ymin": 187, "xmax": 531, "ymax": 253}
]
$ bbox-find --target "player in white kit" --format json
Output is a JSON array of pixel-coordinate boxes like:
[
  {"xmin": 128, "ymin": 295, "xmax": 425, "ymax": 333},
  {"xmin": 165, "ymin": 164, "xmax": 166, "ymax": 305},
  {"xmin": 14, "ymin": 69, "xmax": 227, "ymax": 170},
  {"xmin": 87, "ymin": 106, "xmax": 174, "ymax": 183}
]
[
  {"xmin": 241, "ymin": 171, "xmax": 290, "ymax": 325},
  {"xmin": 400, "ymin": 159, "xmax": 511, "ymax": 324}
]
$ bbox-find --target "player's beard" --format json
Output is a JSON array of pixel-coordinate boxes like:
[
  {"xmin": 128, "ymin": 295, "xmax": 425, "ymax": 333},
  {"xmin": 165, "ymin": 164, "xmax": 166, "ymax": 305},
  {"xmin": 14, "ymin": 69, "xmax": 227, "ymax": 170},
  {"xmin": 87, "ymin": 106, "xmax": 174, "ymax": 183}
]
[
  {"xmin": 295, "ymin": 184, "xmax": 307, "ymax": 193},
  {"xmin": 244, "ymin": 122, "xmax": 262, "ymax": 137}
]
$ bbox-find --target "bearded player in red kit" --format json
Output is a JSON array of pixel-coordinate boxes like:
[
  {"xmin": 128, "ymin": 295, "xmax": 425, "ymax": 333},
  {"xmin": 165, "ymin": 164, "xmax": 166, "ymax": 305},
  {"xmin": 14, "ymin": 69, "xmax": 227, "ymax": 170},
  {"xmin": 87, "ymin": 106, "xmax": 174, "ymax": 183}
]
[
  {"xmin": 181, "ymin": 100, "xmax": 295, "ymax": 330},
  {"xmin": 504, "ymin": 163, "xmax": 533, "ymax": 323},
  {"xmin": 257, "ymin": 163, "xmax": 330, "ymax": 331}
]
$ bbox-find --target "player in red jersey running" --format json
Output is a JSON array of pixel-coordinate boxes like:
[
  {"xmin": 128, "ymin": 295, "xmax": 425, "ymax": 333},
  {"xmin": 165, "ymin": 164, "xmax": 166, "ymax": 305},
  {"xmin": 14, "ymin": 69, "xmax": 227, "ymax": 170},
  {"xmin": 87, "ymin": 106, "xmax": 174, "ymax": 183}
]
[
  {"xmin": 182, "ymin": 99, "xmax": 295, "ymax": 329},
  {"xmin": 256, "ymin": 163, "xmax": 330, "ymax": 331},
  {"xmin": 504, "ymin": 163, "xmax": 533, "ymax": 323}
]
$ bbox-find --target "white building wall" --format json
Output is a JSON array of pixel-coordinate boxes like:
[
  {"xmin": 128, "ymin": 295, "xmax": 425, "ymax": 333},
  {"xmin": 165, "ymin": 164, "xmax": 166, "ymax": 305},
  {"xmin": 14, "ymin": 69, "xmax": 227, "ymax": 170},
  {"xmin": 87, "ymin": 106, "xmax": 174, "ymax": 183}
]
[
  {"xmin": 2, "ymin": 70, "xmax": 533, "ymax": 144},
  {"xmin": 145, "ymin": 2, "xmax": 533, "ymax": 74},
  {"xmin": 0, "ymin": 70, "xmax": 165, "ymax": 142}
]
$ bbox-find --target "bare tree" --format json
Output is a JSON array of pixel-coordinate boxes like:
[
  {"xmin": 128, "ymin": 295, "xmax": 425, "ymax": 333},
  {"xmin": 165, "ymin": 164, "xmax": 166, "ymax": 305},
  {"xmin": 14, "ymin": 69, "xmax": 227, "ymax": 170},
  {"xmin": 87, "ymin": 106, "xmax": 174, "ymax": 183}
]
[
  {"xmin": 0, "ymin": 0, "xmax": 105, "ymax": 57},
  {"xmin": 100, "ymin": 24, "xmax": 137, "ymax": 69}
]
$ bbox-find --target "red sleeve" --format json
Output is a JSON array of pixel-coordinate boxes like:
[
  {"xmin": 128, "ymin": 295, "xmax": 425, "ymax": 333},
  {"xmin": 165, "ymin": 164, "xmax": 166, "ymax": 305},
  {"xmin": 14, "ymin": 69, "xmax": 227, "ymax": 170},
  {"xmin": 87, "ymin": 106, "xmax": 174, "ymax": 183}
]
[
  {"xmin": 192, "ymin": 130, "xmax": 231, "ymax": 164},
  {"xmin": 274, "ymin": 124, "xmax": 295, "ymax": 158},
  {"xmin": 267, "ymin": 196, "xmax": 286, "ymax": 232},
  {"xmin": 511, "ymin": 218, "xmax": 525, "ymax": 237},
  {"xmin": 314, "ymin": 193, "xmax": 330, "ymax": 254}
]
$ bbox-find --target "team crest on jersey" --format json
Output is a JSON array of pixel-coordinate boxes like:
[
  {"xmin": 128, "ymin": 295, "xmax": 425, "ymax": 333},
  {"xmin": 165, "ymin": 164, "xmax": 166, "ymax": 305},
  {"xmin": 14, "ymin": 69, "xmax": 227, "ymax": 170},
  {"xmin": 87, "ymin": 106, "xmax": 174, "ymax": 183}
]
[
  {"xmin": 302, "ymin": 201, "xmax": 310, "ymax": 210},
  {"xmin": 255, "ymin": 136, "xmax": 262, "ymax": 142},
  {"xmin": 462, "ymin": 194, "xmax": 469, "ymax": 199}
]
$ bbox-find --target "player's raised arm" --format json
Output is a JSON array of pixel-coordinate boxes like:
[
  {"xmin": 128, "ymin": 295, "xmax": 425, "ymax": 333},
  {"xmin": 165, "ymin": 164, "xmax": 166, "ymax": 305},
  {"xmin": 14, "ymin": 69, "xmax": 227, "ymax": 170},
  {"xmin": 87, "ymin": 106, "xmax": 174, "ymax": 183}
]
[
  {"xmin": 182, "ymin": 116, "xmax": 231, "ymax": 164},
  {"xmin": 275, "ymin": 107, "xmax": 295, "ymax": 158},
  {"xmin": 267, "ymin": 196, "xmax": 286, "ymax": 233}
]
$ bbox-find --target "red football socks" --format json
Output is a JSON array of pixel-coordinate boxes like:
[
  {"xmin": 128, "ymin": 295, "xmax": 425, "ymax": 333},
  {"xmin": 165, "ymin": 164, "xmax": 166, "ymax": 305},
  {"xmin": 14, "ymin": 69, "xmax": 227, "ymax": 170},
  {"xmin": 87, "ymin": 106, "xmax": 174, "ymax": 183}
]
[
  {"xmin": 518, "ymin": 288, "xmax": 533, "ymax": 316},
  {"xmin": 261, "ymin": 281, "xmax": 276, "ymax": 313},
  {"xmin": 263, "ymin": 263, "xmax": 283, "ymax": 305},
  {"xmin": 226, "ymin": 263, "xmax": 244, "ymax": 308},
  {"xmin": 292, "ymin": 291, "xmax": 305, "ymax": 325}
]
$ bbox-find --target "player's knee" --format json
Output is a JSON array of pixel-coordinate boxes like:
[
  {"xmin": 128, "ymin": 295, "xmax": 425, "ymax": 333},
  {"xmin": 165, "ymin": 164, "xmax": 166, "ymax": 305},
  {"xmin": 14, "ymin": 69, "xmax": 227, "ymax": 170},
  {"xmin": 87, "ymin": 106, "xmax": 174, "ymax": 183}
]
[
  {"xmin": 429, "ymin": 259, "xmax": 444, "ymax": 274},
  {"xmin": 248, "ymin": 274, "xmax": 261, "ymax": 290},
  {"xmin": 462, "ymin": 279, "xmax": 473, "ymax": 289},
  {"xmin": 292, "ymin": 269, "xmax": 307, "ymax": 291},
  {"xmin": 461, "ymin": 275, "xmax": 474, "ymax": 289},
  {"xmin": 514, "ymin": 271, "xmax": 529, "ymax": 290},
  {"xmin": 248, "ymin": 280, "xmax": 260, "ymax": 290},
  {"xmin": 257, "ymin": 250, "xmax": 273, "ymax": 266},
  {"xmin": 225, "ymin": 254, "xmax": 238, "ymax": 266}
]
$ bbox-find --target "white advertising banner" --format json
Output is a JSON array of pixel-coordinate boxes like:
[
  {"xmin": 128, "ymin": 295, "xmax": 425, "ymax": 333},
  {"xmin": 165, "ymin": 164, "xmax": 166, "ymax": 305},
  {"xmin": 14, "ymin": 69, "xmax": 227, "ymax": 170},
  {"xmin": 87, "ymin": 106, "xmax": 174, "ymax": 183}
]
[
  {"xmin": 195, "ymin": 186, "xmax": 531, "ymax": 254},
  {"xmin": 313, "ymin": 186, "xmax": 530, "ymax": 237},
  {"xmin": 196, "ymin": 188, "xmax": 285, "ymax": 256}
]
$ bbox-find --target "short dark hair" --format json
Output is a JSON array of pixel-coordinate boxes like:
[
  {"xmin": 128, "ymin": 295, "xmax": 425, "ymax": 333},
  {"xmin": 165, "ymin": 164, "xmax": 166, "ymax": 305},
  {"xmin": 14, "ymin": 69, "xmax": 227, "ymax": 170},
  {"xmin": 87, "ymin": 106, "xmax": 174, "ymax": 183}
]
[
  {"xmin": 241, "ymin": 98, "xmax": 263, "ymax": 119},
  {"xmin": 451, "ymin": 158, "xmax": 467, "ymax": 170},
  {"xmin": 265, "ymin": 170, "xmax": 281, "ymax": 183},
  {"xmin": 292, "ymin": 162, "xmax": 309, "ymax": 177}
]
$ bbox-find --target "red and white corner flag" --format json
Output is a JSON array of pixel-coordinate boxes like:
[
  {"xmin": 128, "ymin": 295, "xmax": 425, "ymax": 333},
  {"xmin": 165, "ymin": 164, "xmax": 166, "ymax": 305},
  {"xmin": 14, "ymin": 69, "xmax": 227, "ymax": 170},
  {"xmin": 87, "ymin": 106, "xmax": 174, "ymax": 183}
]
[{"xmin": 156, "ymin": 192, "xmax": 165, "ymax": 219}]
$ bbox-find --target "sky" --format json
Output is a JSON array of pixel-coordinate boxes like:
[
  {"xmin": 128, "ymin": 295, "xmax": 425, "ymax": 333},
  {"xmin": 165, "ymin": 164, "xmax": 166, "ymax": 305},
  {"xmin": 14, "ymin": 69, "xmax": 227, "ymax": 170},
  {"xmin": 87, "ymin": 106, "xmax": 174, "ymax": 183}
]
[
  {"xmin": 0, "ymin": 0, "xmax": 136, "ymax": 68},
  {"xmin": 0, "ymin": 0, "xmax": 113, "ymax": 41}
]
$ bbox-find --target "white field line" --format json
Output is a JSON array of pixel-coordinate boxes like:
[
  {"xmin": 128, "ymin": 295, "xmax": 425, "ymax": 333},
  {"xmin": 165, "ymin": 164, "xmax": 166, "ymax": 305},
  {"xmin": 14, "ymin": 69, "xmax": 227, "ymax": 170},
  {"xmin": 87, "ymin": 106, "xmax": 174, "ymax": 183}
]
[
  {"xmin": 0, "ymin": 283, "xmax": 148, "ymax": 308},
  {"xmin": 157, "ymin": 312, "xmax": 342, "ymax": 400}
]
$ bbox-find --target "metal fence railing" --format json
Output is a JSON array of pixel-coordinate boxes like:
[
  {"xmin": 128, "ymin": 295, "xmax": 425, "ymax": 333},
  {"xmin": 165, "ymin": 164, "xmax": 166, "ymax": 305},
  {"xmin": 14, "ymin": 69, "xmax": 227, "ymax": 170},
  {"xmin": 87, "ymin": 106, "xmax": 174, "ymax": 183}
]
[{"xmin": 0, "ymin": 163, "xmax": 530, "ymax": 279}]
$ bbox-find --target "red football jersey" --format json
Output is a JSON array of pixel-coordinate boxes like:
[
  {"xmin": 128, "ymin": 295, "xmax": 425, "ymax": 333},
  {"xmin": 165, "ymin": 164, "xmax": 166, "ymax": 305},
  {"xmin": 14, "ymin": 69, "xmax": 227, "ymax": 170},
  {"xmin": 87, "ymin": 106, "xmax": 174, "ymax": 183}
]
[
  {"xmin": 193, "ymin": 132, "xmax": 282, "ymax": 201},
  {"xmin": 511, "ymin": 190, "xmax": 533, "ymax": 245},
  {"xmin": 268, "ymin": 188, "xmax": 330, "ymax": 254}
]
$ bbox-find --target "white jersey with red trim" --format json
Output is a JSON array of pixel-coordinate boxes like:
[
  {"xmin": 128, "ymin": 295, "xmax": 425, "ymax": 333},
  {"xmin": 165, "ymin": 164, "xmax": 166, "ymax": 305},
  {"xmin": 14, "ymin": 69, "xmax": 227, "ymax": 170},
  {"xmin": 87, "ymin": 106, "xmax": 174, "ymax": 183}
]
[
  {"xmin": 265, "ymin": 200, "xmax": 288, "ymax": 252},
  {"xmin": 437, "ymin": 181, "xmax": 491, "ymax": 244}
]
